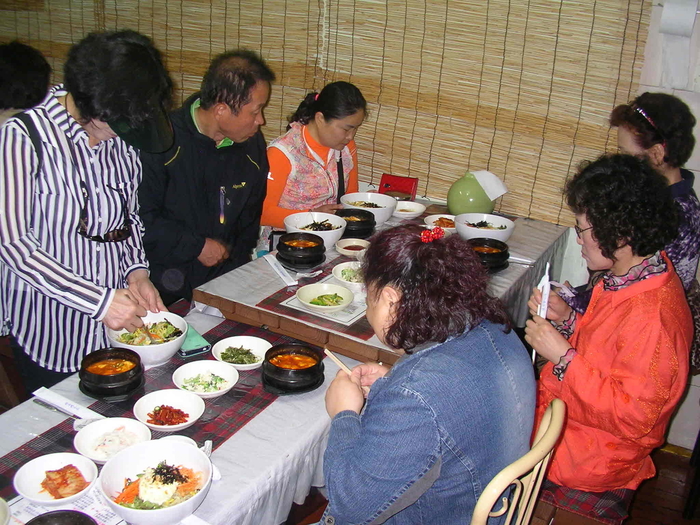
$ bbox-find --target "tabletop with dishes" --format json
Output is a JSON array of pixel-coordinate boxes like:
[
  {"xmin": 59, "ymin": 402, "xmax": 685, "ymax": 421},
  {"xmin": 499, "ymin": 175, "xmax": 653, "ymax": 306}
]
[{"xmin": 0, "ymin": 195, "xmax": 568, "ymax": 525}]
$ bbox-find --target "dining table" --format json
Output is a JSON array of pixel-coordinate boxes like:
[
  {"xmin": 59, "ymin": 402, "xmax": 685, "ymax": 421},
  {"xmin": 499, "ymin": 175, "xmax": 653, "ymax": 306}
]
[{"xmin": 0, "ymin": 307, "xmax": 358, "ymax": 525}]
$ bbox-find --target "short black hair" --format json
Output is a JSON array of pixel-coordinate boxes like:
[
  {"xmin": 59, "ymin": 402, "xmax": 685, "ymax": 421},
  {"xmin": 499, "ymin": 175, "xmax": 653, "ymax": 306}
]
[
  {"xmin": 64, "ymin": 30, "xmax": 173, "ymax": 126},
  {"xmin": 610, "ymin": 92, "xmax": 696, "ymax": 168},
  {"xmin": 289, "ymin": 81, "xmax": 366, "ymax": 127},
  {"xmin": 199, "ymin": 49, "xmax": 275, "ymax": 113},
  {"xmin": 0, "ymin": 41, "xmax": 51, "ymax": 110},
  {"xmin": 565, "ymin": 154, "xmax": 678, "ymax": 260}
]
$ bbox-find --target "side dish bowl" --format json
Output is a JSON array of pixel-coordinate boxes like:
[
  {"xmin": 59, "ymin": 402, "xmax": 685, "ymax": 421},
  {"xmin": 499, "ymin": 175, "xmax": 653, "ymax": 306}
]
[
  {"xmin": 296, "ymin": 283, "xmax": 354, "ymax": 313},
  {"xmin": 132, "ymin": 389, "xmax": 205, "ymax": 432},
  {"xmin": 340, "ymin": 192, "xmax": 397, "ymax": 226},
  {"xmin": 73, "ymin": 417, "xmax": 151, "ymax": 465},
  {"xmin": 284, "ymin": 212, "xmax": 346, "ymax": 251},
  {"xmin": 455, "ymin": 213, "xmax": 515, "ymax": 242},
  {"xmin": 106, "ymin": 311, "xmax": 188, "ymax": 368},
  {"xmin": 13, "ymin": 452, "xmax": 98, "ymax": 506},
  {"xmin": 392, "ymin": 200, "xmax": 426, "ymax": 220},
  {"xmin": 172, "ymin": 360, "xmax": 239, "ymax": 399},
  {"xmin": 424, "ymin": 214, "xmax": 457, "ymax": 235},
  {"xmin": 335, "ymin": 238, "xmax": 370, "ymax": 260},
  {"xmin": 99, "ymin": 439, "xmax": 213, "ymax": 525},
  {"xmin": 79, "ymin": 347, "xmax": 143, "ymax": 400},
  {"xmin": 212, "ymin": 335, "xmax": 272, "ymax": 371},
  {"xmin": 331, "ymin": 261, "xmax": 365, "ymax": 296}
]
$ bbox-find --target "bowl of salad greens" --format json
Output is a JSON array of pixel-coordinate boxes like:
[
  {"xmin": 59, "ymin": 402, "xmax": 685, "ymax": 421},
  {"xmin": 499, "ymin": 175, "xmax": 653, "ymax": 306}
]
[
  {"xmin": 331, "ymin": 261, "xmax": 365, "ymax": 296},
  {"xmin": 172, "ymin": 360, "xmax": 239, "ymax": 399},
  {"xmin": 211, "ymin": 336, "xmax": 272, "ymax": 371},
  {"xmin": 106, "ymin": 311, "xmax": 188, "ymax": 368},
  {"xmin": 296, "ymin": 283, "xmax": 354, "ymax": 314}
]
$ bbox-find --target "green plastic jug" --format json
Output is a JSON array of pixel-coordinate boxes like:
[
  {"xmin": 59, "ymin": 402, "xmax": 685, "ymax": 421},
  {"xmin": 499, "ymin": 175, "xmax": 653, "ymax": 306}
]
[{"xmin": 447, "ymin": 171, "xmax": 494, "ymax": 215}]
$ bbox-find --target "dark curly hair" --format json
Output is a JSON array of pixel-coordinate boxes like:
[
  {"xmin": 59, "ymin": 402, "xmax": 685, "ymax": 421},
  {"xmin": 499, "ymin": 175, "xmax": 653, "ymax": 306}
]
[
  {"xmin": 361, "ymin": 224, "xmax": 510, "ymax": 352},
  {"xmin": 565, "ymin": 154, "xmax": 678, "ymax": 260},
  {"xmin": 610, "ymin": 92, "xmax": 696, "ymax": 168},
  {"xmin": 64, "ymin": 30, "xmax": 173, "ymax": 127},
  {"xmin": 199, "ymin": 49, "xmax": 275, "ymax": 113},
  {"xmin": 0, "ymin": 41, "xmax": 51, "ymax": 110},
  {"xmin": 288, "ymin": 81, "xmax": 366, "ymax": 129}
]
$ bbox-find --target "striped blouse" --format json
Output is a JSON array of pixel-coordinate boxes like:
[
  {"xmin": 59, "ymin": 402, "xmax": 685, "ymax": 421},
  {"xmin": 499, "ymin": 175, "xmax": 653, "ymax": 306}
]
[{"xmin": 0, "ymin": 85, "xmax": 149, "ymax": 372}]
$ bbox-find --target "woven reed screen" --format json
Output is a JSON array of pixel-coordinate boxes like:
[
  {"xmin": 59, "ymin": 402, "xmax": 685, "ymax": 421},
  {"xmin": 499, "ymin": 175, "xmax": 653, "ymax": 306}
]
[{"xmin": 0, "ymin": 0, "xmax": 650, "ymax": 225}]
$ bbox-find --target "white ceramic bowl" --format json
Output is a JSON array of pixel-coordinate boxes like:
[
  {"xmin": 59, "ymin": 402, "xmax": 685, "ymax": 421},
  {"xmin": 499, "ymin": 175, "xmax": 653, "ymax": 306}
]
[
  {"xmin": 424, "ymin": 214, "xmax": 457, "ymax": 235},
  {"xmin": 211, "ymin": 335, "xmax": 272, "ymax": 371},
  {"xmin": 13, "ymin": 453, "xmax": 98, "ymax": 506},
  {"xmin": 335, "ymin": 238, "xmax": 370, "ymax": 260},
  {"xmin": 99, "ymin": 439, "xmax": 213, "ymax": 525},
  {"xmin": 331, "ymin": 261, "xmax": 365, "ymax": 296},
  {"xmin": 392, "ymin": 200, "xmax": 426, "ymax": 220},
  {"xmin": 158, "ymin": 435, "xmax": 198, "ymax": 448},
  {"xmin": 133, "ymin": 389, "xmax": 205, "ymax": 432},
  {"xmin": 106, "ymin": 311, "xmax": 188, "ymax": 368},
  {"xmin": 0, "ymin": 498, "xmax": 7, "ymax": 525},
  {"xmin": 340, "ymin": 192, "xmax": 397, "ymax": 226},
  {"xmin": 454, "ymin": 213, "xmax": 515, "ymax": 242},
  {"xmin": 296, "ymin": 282, "xmax": 354, "ymax": 313},
  {"xmin": 73, "ymin": 417, "xmax": 151, "ymax": 465},
  {"xmin": 284, "ymin": 212, "xmax": 346, "ymax": 252},
  {"xmin": 172, "ymin": 360, "xmax": 239, "ymax": 399}
]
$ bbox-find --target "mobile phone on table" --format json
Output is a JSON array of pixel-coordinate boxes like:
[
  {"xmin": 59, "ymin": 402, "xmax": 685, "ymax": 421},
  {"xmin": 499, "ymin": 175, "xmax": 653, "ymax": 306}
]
[{"xmin": 177, "ymin": 325, "xmax": 211, "ymax": 357}]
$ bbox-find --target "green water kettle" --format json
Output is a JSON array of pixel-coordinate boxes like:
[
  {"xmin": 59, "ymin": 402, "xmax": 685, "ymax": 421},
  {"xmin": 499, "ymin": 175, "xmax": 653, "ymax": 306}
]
[{"xmin": 447, "ymin": 171, "xmax": 495, "ymax": 215}]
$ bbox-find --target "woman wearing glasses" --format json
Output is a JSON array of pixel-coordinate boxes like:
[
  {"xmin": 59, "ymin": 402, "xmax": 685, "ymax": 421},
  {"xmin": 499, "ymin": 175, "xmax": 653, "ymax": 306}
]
[{"xmin": 525, "ymin": 154, "xmax": 692, "ymax": 524}]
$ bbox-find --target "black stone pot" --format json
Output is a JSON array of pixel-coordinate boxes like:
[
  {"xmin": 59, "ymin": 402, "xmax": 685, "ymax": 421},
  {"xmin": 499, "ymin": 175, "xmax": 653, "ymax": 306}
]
[
  {"xmin": 262, "ymin": 344, "xmax": 324, "ymax": 393},
  {"xmin": 335, "ymin": 209, "xmax": 376, "ymax": 239},
  {"xmin": 467, "ymin": 238, "xmax": 510, "ymax": 271},
  {"xmin": 79, "ymin": 347, "xmax": 144, "ymax": 399}
]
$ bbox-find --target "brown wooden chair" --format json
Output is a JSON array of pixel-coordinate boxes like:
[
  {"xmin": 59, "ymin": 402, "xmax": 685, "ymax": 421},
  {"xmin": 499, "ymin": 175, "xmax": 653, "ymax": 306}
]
[{"xmin": 470, "ymin": 398, "xmax": 566, "ymax": 525}]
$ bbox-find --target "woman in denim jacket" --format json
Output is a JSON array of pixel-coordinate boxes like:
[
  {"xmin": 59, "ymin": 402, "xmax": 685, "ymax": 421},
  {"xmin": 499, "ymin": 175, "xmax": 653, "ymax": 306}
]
[{"xmin": 322, "ymin": 224, "xmax": 537, "ymax": 524}]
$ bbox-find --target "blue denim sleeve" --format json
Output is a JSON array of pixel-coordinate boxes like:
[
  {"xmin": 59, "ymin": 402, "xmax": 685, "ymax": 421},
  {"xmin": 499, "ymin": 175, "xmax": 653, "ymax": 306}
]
[{"xmin": 323, "ymin": 386, "xmax": 440, "ymax": 524}]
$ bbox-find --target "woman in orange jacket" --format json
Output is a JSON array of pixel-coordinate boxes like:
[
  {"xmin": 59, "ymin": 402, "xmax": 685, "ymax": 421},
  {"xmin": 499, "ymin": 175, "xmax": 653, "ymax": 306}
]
[
  {"xmin": 261, "ymin": 82, "xmax": 366, "ymax": 234},
  {"xmin": 526, "ymin": 154, "xmax": 692, "ymax": 524}
]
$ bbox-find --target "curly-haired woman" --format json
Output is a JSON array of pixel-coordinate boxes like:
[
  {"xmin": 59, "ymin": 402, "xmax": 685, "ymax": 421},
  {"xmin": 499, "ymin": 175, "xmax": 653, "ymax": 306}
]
[
  {"xmin": 322, "ymin": 224, "xmax": 536, "ymax": 524},
  {"xmin": 526, "ymin": 154, "xmax": 692, "ymax": 524}
]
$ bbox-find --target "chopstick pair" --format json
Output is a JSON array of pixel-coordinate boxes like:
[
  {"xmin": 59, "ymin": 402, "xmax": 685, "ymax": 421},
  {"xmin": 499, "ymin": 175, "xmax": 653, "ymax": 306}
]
[{"xmin": 324, "ymin": 348, "xmax": 370, "ymax": 395}]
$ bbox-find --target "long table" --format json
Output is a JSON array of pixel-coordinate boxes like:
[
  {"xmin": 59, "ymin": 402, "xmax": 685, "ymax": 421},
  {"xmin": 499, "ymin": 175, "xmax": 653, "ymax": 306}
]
[
  {"xmin": 193, "ymin": 212, "xmax": 568, "ymax": 364},
  {"xmin": 0, "ymin": 311, "xmax": 359, "ymax": 525}
]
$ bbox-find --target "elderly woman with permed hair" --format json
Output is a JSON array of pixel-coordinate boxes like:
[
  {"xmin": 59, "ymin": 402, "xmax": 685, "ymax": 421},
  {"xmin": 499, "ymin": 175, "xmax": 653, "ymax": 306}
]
[
  {"xmin": 322, "ymin": 224, "xmax": 536, "ymax": 524},
  {"xmin": 526, "ymin": 154, "xmax": 692, "ymax": 524}
]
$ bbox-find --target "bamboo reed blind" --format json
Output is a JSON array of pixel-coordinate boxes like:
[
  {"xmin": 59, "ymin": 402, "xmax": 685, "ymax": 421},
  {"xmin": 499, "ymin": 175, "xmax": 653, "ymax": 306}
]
[{"xmin": 0, "ymin": 0, "xmax": 650, "ymax": 225}]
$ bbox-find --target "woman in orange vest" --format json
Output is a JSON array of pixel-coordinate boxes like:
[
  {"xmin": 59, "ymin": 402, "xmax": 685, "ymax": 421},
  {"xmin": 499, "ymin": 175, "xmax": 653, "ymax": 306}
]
[
  {"xmin": 261, "ymin": 82, "xmax": 366, "ymax": 236},
  {"xmin": 526, "ymin": 154, "xmax": 692, "ymax": 524}
]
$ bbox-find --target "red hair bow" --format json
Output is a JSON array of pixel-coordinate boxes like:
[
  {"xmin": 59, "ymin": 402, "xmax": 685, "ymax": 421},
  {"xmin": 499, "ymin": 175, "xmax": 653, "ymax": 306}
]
[{"xmin": 421, "ymin": 226, "xmax": 445, "ymax": 243}]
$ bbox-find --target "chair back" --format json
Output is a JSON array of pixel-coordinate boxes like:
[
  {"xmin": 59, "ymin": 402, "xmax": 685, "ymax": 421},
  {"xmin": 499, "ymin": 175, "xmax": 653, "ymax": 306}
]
[
  {"xmin": 470, "ymin": 398, "xmax": 566, "ymax": 525},
  {"xmin": 378, "ymin": 173, "xmax": 419, "ymax": 200}
]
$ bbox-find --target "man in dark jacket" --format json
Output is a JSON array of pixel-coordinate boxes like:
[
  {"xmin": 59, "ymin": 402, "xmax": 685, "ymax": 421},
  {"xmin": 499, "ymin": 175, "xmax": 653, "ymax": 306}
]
[{"xmin": 139, "ymin": 50, "xmax": 275, "ymax": 303}]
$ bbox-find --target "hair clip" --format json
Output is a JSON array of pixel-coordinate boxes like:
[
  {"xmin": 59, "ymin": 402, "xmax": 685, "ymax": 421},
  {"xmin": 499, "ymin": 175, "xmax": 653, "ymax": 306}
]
[
  {"xmin": 314, "ymin": 93, "xmax": 319, "ymax": 101},
  {"xmin": 421, "ymin": 226, "xmax": 445, "ymax": 243}
]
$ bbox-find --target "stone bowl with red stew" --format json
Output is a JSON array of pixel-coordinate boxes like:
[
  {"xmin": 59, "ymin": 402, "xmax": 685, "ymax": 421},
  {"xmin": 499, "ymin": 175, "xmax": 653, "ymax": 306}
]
[
  {"xmin": 79, "ymin": 347, "xmax": 144, "ymax": 399},
  {"xmin": 467, "ymin": 238, "xmax": 509, "ymax": 271},
  {"xmin": 262, "ymin": 344, "xmax": 324, "ymax": 392}
]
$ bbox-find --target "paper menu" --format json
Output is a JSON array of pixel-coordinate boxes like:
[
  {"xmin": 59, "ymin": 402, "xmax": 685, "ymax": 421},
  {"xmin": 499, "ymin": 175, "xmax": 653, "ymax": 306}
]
[{"xmin": 536, "ymin": 262, "xmax": 551, "ymax": 319}]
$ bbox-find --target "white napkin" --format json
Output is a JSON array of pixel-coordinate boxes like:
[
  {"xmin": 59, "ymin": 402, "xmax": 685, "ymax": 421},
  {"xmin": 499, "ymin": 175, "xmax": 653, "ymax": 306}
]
[
  {"xmin": 33, "ymin": 387, "xmax": 104, "ymax": 421},
  {"xmin": 472, "ymin": 170, "xmax": 508, "ymax": 201}
]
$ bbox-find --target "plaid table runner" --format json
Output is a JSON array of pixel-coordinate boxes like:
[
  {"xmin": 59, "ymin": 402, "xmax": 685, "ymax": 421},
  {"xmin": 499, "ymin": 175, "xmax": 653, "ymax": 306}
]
[
  {"xmin": 0, "ymin": 305, "xmax": 312, "ymax": 500},
  {"xmin": 256, "ymin": 255, "xmax": 376, "ymax": 340}
]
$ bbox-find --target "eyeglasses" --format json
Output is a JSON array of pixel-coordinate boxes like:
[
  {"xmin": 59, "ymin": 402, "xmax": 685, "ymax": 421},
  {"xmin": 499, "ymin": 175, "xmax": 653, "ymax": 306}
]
[
  {"xmin": 574, "ymin": 224, "xmax": 593, "ymax": 238},
  {"xmin": 77, "ymin": 182, "xmax": 132, "ymax": 243}
]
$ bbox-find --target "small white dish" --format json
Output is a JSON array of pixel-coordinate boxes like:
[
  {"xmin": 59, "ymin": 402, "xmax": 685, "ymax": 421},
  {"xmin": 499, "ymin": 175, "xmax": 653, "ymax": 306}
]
[
  {"xmin": 172, "ymin": 360, "xmax": 239, "ymax": 399},
  {"xmin": 424, "ymin": 214, "xmax": 457, "ymax": 235},
  {"xmin": 158, "ymin": 435, "xmax": 198, "ymax": 448},
  {"xmin": 132, "ymin": 389, "xmax": 205, "ymax": 432},
  {"xmin": 296, "ymin": 283, "xmax": 354, "ymax": 313},
  {"xmin": 212, "ymin": 336, "xmax": 272, "ymax": 371},
  {"xmin": 392, "ymin": 201, "xmax": 426, "ymax": 220},
  {"xmin": 335, "ymin": 238, "xmax": 370, "ymax": 260},
  {"xmin": 13, "ymin": 452, "xmax": 98, "ymax": 506},
  {"xmin": 332, "ymin": 261, "xmax": 365, "ymax": 296},
  {"xmin": 73, "ymin": 417, "xmax": 151, "ymax": 465}
]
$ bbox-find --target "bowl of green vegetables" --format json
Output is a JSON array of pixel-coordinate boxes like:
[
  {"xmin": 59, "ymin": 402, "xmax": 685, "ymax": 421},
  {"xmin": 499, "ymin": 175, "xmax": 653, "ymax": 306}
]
[
  {"xmin": 211, "ymin": 336, "xmax": 272, "ymax": 371},
  {"xmin": 295, "ymin": 282, "xmax": 354, "ymax": 314}
]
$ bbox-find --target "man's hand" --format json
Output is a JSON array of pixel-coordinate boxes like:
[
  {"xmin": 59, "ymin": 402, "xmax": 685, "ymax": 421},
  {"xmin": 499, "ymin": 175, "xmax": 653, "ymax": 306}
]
[
  {"xmin": 312, "ymin": 204, "xmax": 344, "ymax": 214},
  {"xmin": 198, "ymin": 238, "xmax": 230, "ymax": 267},
  {"xmin": 524, "ymin": 315, "xmax": 571, "ymax": 364},
  {"xmin": 325, "ymin": 370, "xmax": 366, "ymax": 417},
  {"xmin": 102, "ymin": 289, "xmax": 148, "ymax": 332},
  {"xmin": 127, "ymin": 269, "xmax": 165, "ymax": 313}
]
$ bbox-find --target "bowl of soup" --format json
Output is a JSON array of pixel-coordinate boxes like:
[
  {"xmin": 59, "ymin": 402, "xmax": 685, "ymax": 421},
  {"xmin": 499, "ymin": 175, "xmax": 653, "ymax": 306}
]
[
  {"xmin": 335, "ymin": 209, "xmax": 376, "ymax": 239},
  {"xmin": 276, "ymin": 232, "xmax": 326, "ymax": 269},
  {"xmin": 262, "ymin": 344, "xmax": 324, "ymax": 393},
  {"xmin": 79, "ymin": 348, "xmax": 144, "ymax": 400},
  {"xmin": 467, "ymin": 238, "xmax": 510, "ymax": 272}
]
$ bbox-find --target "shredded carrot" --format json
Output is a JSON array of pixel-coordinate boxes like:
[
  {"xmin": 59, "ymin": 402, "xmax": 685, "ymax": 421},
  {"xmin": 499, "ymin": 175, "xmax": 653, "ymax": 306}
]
[
  {"xmin": 114, "ymin": 478, "xmax": 140, "ymax": 504},
  {"xmin": 175, "ymin": 466, "xmax": 201, "ymax": 496}
]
